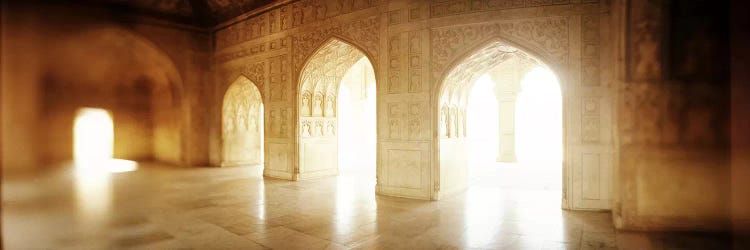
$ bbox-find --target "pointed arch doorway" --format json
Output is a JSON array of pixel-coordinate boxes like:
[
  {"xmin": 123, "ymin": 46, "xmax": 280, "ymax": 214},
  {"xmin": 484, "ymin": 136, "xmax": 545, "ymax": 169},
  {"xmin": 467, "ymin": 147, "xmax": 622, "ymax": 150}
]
[
  {"xmin": 297, "ymin": 38, "xmax": 377, "ymax": 180},
  {"xmin": 222, "ymin": 76, "xmax": 264, "ymax": 167},
  {"xmin": 437, "ymin": 40, "xmax": 567, "ymax": 207}
]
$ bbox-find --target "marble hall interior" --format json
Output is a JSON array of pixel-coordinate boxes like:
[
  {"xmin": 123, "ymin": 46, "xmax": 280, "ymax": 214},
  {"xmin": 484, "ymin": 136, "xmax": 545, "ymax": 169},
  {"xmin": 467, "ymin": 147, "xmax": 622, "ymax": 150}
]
[{"xmin": 2, "ymin": 0, "xmax": 749, "ymax": 249}]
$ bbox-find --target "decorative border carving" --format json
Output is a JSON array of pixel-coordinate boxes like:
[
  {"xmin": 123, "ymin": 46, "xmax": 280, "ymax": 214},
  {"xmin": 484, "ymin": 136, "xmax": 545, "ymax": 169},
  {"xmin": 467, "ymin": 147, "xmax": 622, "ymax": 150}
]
[{"xmin": 429, "ymin": 0, "xmax": 576, "ymax": 18}]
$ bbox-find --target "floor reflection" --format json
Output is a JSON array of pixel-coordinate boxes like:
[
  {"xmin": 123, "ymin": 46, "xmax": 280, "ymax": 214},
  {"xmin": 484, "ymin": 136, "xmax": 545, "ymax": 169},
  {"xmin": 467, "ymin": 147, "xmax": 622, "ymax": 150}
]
[
  {"xmin": 2, "ymin": 163, "xmax": 733, "ymax": 249},
  {"xmin": 74, "ymin": 167, "xmax": 112, "ymax": 225}
]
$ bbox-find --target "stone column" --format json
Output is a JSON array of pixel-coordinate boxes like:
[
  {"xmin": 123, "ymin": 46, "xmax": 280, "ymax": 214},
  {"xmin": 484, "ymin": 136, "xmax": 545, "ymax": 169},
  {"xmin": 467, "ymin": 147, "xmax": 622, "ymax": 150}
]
[
  {"xmin": 495, "ymin": 90, "xmax": 518, "ymax": 162},
  {"xmin": 489, "ymin": 59, "xmax": 524, "ymax": 163}
]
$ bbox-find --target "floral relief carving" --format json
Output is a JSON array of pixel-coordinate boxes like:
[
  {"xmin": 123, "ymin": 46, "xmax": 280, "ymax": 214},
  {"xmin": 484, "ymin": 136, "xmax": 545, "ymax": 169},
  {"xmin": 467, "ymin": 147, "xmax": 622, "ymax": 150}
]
[
  {"xmin": 582, "ymin": 98, "xmax": 601, "ymax": 143},
  {"xmin": 408, "ymin": 31, "xmax": 424, "ymax": 93},
  {"xmin": 267, "ymin": 106, "xmax": 291, "ymax": 139},
  {"xmin": 297, "ymin": 39, "xmax": 368, "ymax": 145},
  {"xmin": 216, "ymin": 0, "xmax": 376, "ymax": 50},
  {"xmin": 268, "ymin": 55, "xmax": 290, "ymax": 102},
  {"xmin": 241, "ymin": 62, "xmax": 266, "ymax": 87},
  {"xmin": 384, "ymin": 101, "xmax": 428, "ymax": 140},
  {"xmin": 216, "ymin": 37, "xmax": 289, "ymax": 64},
  {"xmin": 388, "ymin": 103, "xmax": 404, "ymax": 139},
  {"xmin": 388, "ymin": 34, "xmax": 404, "ymax": 94},
  {"xmin": 431, "ymin": 17, "xmax": 569, "ymax": 80},
  {"xmin": 292, "ymin": 15, "xmax": 379, "ymax": 71},
  {"xmin": 430, "ymin": 0, "xmax": 572, "ymax": 18},
  {"xmin": 582, "ymin": 14, "xmax": 601, "ymax": 86}
]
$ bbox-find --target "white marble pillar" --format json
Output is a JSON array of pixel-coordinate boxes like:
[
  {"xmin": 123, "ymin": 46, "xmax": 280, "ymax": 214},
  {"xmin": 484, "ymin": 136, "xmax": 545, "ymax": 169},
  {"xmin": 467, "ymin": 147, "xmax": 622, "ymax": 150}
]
[
  {"xmin": 495, "ymin": 91, "xmax": 518, "ymax": 162},
  {"xmin": 489, "ymin": 59, "xmax": 524, "ymax": 163}
]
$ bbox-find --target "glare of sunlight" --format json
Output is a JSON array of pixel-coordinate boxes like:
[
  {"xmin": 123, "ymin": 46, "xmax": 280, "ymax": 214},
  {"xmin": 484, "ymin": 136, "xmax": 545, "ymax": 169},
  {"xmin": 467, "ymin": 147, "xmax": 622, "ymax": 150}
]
[
  {"xmin": 335, "ymin": 178, "xmax": 357, "ymax": 234},
  {"xmin": 463, "ymin": 187, "xmax": 506, "ymax": 247},
  {"xmin": 337, "ymin": 57, "xmax": 376, "ymax": 176},
  {"xmin": 106, "ymin": 159, "xmax": 139, "ymax": 173},
  {"xmin": 466, "ymin": 74, "xmax": 499, "ymax": 165},
  {"xmin": 75, "ymin": 167, "xmax": 112, "ymax": 222},
  {"xmin": 257, "ymin": 181, "xmax": 266, "ymax": 220},
  {"xmin": 515, "ymin": 67, "xmax": 562, "ymax": 165},
  {"xmin": 73, "ymin": 108, "xmax": 138, "ymax": 173},
  {"xmin": 465, "ymin": 66, "xmax": 562, "ymax": 190},
  {"xmin": 74, "ymin": 108, "xmax": 114, "ymax": 165}
]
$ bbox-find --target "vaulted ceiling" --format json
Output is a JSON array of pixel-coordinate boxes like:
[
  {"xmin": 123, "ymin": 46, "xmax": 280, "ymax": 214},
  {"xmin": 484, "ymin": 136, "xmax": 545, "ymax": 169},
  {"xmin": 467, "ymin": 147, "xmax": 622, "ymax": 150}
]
[{"xmin": 96, "ymin": 0, "xmax": 277, "ymax": 27}]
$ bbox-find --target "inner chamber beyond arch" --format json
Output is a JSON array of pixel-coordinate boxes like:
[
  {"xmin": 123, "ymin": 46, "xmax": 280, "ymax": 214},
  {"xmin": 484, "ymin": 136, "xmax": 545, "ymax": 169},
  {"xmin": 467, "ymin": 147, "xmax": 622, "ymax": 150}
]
[
  {"xmin": 297, "ymin": 39, "xmax": 374, "ymax": 180},
  {"xmin": 222, "ymin": 77, "xmax": 263, "ymax": 167},
  {"xmin": 436, "ymin": 40, "xmax": 563, "ymax": 199}
]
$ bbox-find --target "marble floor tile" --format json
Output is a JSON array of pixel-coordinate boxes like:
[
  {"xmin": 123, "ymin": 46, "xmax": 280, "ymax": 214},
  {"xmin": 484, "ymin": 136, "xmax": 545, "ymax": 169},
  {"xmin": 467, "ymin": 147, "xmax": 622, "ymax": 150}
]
[{"xmin": 1, "ymin": 163, "xmax": 736, "ymax": 249}]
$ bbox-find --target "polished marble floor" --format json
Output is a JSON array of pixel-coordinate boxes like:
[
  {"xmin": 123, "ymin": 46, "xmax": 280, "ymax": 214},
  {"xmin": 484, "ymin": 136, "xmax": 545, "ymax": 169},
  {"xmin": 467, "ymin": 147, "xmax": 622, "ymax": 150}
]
[{"xmin": 2, "ymin": 162, "xmax": 733, "ymax": 249}]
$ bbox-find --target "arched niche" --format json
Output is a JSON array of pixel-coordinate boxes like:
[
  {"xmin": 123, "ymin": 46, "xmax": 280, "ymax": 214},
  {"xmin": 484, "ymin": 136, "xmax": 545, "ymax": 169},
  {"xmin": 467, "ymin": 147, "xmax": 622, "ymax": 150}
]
[
  {"xmin": 434, "ymin": 39, "xmax": 567, "ymax": 203},
  {"xmin": 296, "ymin": 38, "xmax": 375, "ymax": 179},
  {"xmin": 42, "ymin": 27, "xmax": 185, "ymax": 165},
  {"xmin": 222, "ymin": 76, "xmax": 264, "ymax": 167}
]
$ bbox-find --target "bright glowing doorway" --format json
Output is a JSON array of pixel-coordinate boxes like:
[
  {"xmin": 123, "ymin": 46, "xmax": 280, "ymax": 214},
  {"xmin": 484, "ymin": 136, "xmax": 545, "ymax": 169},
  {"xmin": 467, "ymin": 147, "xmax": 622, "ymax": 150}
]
[
  {"xmin": 73, "ymin": 108, "xmax": 138, "ymax": 173},
  {"xmin": 297, "ymin": 39, "xmax": 376, "ymax": 180},
  {"xmin": 337, "ymin": 57, "xmax": 376, "ymax": 176},
  {"xmin": 74, "ymin": 108, "xmax": 114, "ymax": 164},
  {"xmin": 466, "ymin": 66, "xmax": 562, "ymax": 190},
  {"xmin": 438, "ymin": 41, "xmax": 564, "ymax": 206}
]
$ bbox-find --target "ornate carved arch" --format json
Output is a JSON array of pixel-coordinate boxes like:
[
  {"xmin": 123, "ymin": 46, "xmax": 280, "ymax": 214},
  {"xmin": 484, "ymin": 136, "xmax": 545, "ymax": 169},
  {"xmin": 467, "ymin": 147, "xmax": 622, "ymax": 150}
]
[
  {"xmin": 220, "ymin": 62, "xmax": 267, "ymax": 103},
  {"xmin": 430, "ymin": 16, "xmax": 569, "ymax": 85},
  {"xmin": 222, "ymin": 76, "xmax": 264, "ymax": 166},
  {"xmin": 291, "ymin": 15, "xmax": 380, "ymax": 74},
  {"xmin": 297, "ymin": 38, "xmax": 373, "ymax": 118}
]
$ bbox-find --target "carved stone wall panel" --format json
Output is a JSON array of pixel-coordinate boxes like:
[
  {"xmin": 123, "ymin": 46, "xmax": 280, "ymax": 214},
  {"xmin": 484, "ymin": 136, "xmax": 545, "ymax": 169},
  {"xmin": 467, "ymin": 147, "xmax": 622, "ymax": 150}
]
[
  {"xmin": 581, "ymin": 96, "xmax": 602, "ymax": 143},
  {"xmin": 381, "ymin": 95, "xmax": 430, "ymax": 141},
  {"xmin": 268, "ymin": 54, "xmax": 291, "ymax": 103},
  {"xmin": 267, "ymin": 106, "xmax": 291, "ymax": 139},
  {"xmin": 216, "ymin": 0, "xmax": 377, "ymax": 50},
  {"xmin": 408, "ymin": 30, "xmax": 427, "ymax": 93},
  {"xmin": 388, "ymin": 9, "xmax": 405, "ymax": 26},
  {"xmin": 387, "ymin": 33, "xmax": 407, "ymax": 94},
  {"xmin": 265, "ymin": 142, "xmax": 294, "ymax": 179},
  {"xmin": 216, "ymin": 37, "xmax": 289, "ymax": 64},
  {"xmin": 378, "ymin": 141, "xmax": 431, "ymax": 199},
  {"xmin": 216, "ymin": 11, "xmax": 271, "ymax": 49},
  {"xmin": 582, "ymin": 14, "xmax": 601, "ymax": 86},
  {"xmin": 429, "ymin": 0, "xmax": 574, "ymax": 18}
]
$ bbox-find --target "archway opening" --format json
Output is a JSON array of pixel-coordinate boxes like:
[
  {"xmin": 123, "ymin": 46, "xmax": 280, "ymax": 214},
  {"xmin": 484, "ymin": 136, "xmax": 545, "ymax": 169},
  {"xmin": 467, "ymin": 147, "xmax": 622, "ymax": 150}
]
[
  {"xmin": 45, "ymin": 28, "xmax": 184, "ymax": 167},
  {"xmin": 74, "ymin": 108, "xmax": 114, "ymax": 164},
  {"xmin": 438, "ymin": 41, "xmax": 563, "ymax": 206},
  {"xmin": 466, "ymin": 66, "xmax": 562, "ymax": 190},
  {"xmin": 222, "ymin": 77, "xmax": 264, "ymax": 169},
  {"xmin": 73, "ymin": 107, "xmax": 138, "ymax": 173},
  {"xmin": 338, "ymin": 57, "xmax": 377, "ymax": 176},
  {"xmin": 298, "ymin": 39, "xmax": 376, "ymax": 182}
]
